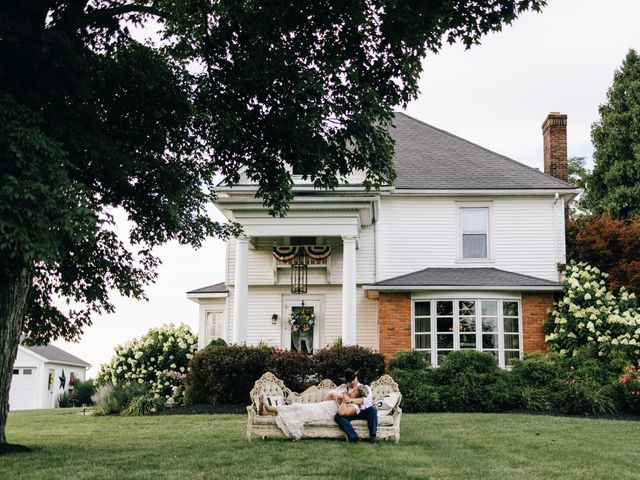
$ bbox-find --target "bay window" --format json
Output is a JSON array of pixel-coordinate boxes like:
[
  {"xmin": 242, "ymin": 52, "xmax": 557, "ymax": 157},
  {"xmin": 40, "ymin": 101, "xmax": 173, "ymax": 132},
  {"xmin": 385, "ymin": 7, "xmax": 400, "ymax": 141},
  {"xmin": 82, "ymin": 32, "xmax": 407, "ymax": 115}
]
[{"xmin": 413, "ymin": 298, "xmax": 521, "ymax": 368}]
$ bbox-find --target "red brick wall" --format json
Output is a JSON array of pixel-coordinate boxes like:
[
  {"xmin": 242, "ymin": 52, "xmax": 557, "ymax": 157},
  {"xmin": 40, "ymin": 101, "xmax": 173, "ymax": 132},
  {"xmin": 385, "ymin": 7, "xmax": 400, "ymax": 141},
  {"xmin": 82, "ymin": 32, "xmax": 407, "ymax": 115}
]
[
  {"xmin": 521, "ymin": 292, "xmax": 555, "ymax": 353},
  {"xmin": 378, "ymin": 292, "xmax": 412, "ymax": 358}
]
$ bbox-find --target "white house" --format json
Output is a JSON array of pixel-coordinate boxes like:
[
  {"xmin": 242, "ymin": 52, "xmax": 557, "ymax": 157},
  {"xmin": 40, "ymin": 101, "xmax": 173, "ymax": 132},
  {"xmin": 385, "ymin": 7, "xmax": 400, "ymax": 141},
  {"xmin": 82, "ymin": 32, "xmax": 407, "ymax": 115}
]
[
  {"xmin": 9, "ymin": 344, "xmax": 90, "ymax": 410},
  {"xmin": 187, "ymin": 112, "xmax": 578, "ymax": 368}
]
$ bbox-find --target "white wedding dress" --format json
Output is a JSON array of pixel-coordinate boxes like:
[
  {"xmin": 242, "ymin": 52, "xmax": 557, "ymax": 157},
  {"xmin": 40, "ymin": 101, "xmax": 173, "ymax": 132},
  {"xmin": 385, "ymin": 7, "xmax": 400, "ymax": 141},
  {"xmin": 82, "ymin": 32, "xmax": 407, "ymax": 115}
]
[{"xmin": 274, "ymin": 400, "xmax": 339, "ymax": 440}]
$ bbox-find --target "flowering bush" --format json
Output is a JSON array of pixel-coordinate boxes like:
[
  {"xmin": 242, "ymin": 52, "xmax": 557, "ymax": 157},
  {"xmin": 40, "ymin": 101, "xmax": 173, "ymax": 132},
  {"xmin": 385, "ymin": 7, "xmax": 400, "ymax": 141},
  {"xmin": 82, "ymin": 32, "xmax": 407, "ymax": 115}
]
[
  {"xmin": 618, "ymin": 365, "xmax": 640, "ymax": 414},
  {"xmin": 546, "ymin": 261, "xmax": 640, "ymax": 364},
  {"xmin": 96, "ymin": 323, "xmax": 198, "ymax": 402}
]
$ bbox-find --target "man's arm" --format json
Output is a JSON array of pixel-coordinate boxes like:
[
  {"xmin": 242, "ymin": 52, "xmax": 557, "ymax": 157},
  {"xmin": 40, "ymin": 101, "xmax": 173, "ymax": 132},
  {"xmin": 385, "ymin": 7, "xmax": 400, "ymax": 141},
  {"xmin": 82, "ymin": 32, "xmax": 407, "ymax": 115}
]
[{"xmin": 324, "ymin": 384, "xmax": 346, "ymax": 401}]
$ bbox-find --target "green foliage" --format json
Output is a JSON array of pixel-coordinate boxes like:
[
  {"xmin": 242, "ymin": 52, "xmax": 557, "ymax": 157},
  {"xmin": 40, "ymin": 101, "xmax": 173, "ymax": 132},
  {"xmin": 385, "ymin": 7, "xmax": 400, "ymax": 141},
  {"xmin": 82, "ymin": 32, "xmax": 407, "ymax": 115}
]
[
  {"xmin": 185, "ymin": 345, "xmax": 272, "ymax": 404},
  {"xmin": 266, "ymin": 349, "xmax": 316, "ymax": 393},
  {"xmin": 95, "ymin": 324, "xmax": 196, "ymax": 402},
  {"xmin": 313, "ymin": 345, "xmax": 386, "ymax": 386},
  {"xmin": 91, "ymin": 383, "xmax": 149, "ymax": 416},
  {"xmin": 583, "ymin": 49, "xmax": 640, "ymax": 219},
  {"xmin": 388, "ymin": 350, "xmax": 428, "ymax": 371},
  {"xmin": 121, "ymin": 395, "xmax": 164, "ymax": 417},
  {"xmin": 545, "ymin": 261, "xmax": 640, "ymax": 364},
  {"xmin": 205, "ymin": 338, "xmax": 227, "ymax": 350},
  {"xmin": 389, "ymin": 368, "xmax": 441, "ymax": 413},
  {"xmin": 186, "ymin": 344, "xmax": 385, "ymax": 404},
  {"xmin": 71, "ymin": 380, "xmax": 96, "ymax": 406},
  {"xmin": 434, "ymin": 351, "xmax": 515, "ymax": 412},
  {"xmin": 510, "ymin": 353, "xmax": 565, "ymax": 411}
]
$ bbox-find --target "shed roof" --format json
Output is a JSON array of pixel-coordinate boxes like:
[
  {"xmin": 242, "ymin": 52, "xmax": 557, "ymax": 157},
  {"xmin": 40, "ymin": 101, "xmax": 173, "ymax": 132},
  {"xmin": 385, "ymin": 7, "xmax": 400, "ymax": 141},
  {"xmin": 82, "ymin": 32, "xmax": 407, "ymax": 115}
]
[{"xmin": 23, "ymin": 344, "xmax": 91, "ymax": 367}]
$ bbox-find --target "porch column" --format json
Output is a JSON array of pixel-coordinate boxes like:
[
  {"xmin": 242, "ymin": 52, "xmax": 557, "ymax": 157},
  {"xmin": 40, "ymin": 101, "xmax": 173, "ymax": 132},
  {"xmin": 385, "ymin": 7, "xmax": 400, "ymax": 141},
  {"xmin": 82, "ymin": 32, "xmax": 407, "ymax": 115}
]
[
  {"xmin": 341, "ymin": 235, "xmax": 357, "ymax": 345},
  {"xmin": 233, "ymin": 235, "xmax": 249, "ymax": 344}
]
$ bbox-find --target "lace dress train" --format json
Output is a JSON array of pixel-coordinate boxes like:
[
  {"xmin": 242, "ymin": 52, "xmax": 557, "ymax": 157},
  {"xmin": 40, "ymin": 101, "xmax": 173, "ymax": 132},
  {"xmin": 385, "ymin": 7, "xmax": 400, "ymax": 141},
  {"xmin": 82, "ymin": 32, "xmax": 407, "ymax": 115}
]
[{"xmin": 274, "ymin": 400, "xmax": 339, "ymax": 440}]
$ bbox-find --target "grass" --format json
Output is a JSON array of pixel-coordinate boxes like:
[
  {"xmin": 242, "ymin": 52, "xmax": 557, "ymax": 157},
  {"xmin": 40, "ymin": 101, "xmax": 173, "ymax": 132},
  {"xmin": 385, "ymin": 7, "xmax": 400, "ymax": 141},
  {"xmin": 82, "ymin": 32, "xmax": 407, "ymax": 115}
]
[{"xmin": 2, "ymin": 409, "xmax": 639, "ymax": 480}]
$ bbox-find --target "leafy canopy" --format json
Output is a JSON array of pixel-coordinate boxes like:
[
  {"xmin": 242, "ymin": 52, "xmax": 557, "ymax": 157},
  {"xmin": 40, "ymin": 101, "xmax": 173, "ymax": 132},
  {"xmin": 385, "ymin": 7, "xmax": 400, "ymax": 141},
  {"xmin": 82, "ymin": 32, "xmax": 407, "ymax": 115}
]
[
  {"xmin": 0, "ymin": 0, "xmax": 546, "ymax": 343},
  {"xmin": 583, "ymin": 49, "xmax": 640, "ymax": 219}
]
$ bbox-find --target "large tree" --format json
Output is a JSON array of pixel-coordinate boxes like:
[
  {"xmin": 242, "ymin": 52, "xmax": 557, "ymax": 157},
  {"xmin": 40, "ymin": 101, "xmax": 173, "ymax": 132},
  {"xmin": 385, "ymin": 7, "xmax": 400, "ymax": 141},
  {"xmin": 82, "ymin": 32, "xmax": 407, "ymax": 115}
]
[
  {"xmin": 583, "ymin": 49, "xmax": 640, "ymax": 219},
  {"xmin": 0, "ymin": 0, "xmax": 545, "ymax": 446}
]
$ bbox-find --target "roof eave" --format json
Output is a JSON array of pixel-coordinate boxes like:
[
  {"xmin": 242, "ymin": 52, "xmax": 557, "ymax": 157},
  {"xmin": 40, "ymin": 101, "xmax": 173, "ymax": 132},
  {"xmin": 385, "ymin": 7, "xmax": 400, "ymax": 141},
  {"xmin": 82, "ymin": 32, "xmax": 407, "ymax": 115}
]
[{"xmin": 363, "ymin": 284, "xmax": 562, "ymax": 292}]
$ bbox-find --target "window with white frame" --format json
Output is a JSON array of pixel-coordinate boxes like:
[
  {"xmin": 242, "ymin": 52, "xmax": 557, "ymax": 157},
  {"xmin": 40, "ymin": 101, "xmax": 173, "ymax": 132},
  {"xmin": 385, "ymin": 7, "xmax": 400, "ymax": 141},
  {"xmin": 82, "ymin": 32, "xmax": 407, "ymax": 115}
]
[
  {"xmin": 413, "ymin": 298, "xmax": 521, "ymax": 368},
  {"xmin": 460, "ymin": 207, "xmax": 489, "ymax": 259},
  {"xmin": 205, "ymin": 311, "xmax": 224, "ymax": 345}
]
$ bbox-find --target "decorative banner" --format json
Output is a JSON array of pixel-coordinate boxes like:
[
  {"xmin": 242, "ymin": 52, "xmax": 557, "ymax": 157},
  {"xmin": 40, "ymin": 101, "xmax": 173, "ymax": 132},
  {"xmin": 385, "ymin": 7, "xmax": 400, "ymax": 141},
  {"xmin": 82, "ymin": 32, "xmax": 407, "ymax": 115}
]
[
  {"xmin": 272, "ymin": 246, "xmax": 299, "ymax": 263},
  {"xmin": 304, "ymin": 245, "xmax": 331, "ymax": 260},
  {"xmin": 48, "ymin": 369, "xmax": 55, "ymax": 391}
]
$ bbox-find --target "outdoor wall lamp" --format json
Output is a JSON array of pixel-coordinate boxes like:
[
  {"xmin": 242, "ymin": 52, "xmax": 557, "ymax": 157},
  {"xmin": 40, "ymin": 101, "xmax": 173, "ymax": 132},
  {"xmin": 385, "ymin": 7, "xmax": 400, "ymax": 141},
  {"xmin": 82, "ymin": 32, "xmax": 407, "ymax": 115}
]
[{"xmin": 272, "ymin": 313, "xmax": 278, "ymax": 324}]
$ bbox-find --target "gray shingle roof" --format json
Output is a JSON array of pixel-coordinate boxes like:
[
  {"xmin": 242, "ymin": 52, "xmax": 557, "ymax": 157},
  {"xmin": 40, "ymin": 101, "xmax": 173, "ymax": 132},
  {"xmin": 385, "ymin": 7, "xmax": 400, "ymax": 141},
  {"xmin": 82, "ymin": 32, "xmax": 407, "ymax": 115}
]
[
  {"xmin": 186, "ymin": 282, "xmax": 228, "ymax": 294},
  {"xmin": 23, "ymin": 344, "xmax": 91, "ymax": 367},
  {"xmin": 369, "ymin": 267, "xmax": 561, "ymax": 289},
  {"xmin": 389, "ymin": 112, "xmax": 574, "ymax": 190}
]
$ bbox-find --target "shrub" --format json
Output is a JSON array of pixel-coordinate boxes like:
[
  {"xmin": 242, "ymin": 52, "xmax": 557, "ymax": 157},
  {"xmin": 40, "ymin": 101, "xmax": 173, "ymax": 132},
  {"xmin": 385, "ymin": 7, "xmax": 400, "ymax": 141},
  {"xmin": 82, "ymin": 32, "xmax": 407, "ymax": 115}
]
[
  {"xmin": 557, "ymin": 349, "xmax": 620, "ymax": 415},
  {"xmin": 618, "ymin": 364, "xmax": 640, "ymax": 414},
  {"xmin": 313, "ymin": 345, "xmax": 385, "ymax": 385},
  {"xmin": 91, "ymin": 382, "xmax": 149, "ymax": 415},
  {"xmin": 206, "ymin": 338, "xmax": 227, "ymax": 350},
  {"xmin": 434, "ymin": 350, "xmax": 515, "ymax": 412},
  {"xmin": 510, "ymin": 353, "xmax": 566, "ymax": 411},
  {"xmin": 185, "ymin": 344, "xmax": 271, "ymax": 404},
  {"xmin": 121, "ymin": 395, "xmax": 164, "ymax": 416},
  {"xmin": 266, "ymin": 349, "xmax": 316, "ymax": 392},
  {"xmin": 72, "ymin": 380, "xmax": 96, "ymax": 406},
  {"xmin": 546, "ymin": 261, "xmax": 640, "ymax": 364},
  {"xmin": 388, "ymin": 350, "xmax": 428, "ymax": 371},
  {"xmin": 57, "ymin": 391, "xmax": 74, "ymax": 408},
  {"xmin": 95, "ymin": 324, "xmax": 198, "ymax": 402},
  {"xmin": 389, "ymin": 368, "xmax": 441, "ymax": 412}
]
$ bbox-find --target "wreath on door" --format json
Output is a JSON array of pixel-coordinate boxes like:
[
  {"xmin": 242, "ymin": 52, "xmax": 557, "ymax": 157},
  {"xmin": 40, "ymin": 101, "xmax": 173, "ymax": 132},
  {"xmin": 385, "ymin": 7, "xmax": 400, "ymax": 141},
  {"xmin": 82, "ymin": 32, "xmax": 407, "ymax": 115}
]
[{"xmin": 289, "ymin": 308, "xmax": 315, "ymax": 333}]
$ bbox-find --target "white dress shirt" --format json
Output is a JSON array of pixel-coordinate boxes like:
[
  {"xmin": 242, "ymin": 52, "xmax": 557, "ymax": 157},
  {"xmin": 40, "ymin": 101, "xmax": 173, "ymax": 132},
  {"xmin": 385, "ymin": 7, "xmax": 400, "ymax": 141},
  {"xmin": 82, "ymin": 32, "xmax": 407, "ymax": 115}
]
[{"xmin": 329, "ymin": 382, "xmax": 373, "ymax": 413}]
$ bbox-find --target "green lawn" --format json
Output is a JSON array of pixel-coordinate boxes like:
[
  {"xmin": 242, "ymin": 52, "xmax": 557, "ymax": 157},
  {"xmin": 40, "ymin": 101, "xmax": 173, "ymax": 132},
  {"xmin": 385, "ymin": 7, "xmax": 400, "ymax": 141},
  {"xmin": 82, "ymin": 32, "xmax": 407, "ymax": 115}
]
[{"xmin": 2, "ymin": 409, "xmax": 639, "ymax": 480}]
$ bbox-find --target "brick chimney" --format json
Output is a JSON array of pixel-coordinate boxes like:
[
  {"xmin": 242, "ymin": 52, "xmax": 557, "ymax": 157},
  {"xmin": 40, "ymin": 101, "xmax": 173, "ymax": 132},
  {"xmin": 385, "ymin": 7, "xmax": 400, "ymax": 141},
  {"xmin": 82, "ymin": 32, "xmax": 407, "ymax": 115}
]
[{"xmin": 542, "ymin": 112, "xmax": 568, "ymax": 182}]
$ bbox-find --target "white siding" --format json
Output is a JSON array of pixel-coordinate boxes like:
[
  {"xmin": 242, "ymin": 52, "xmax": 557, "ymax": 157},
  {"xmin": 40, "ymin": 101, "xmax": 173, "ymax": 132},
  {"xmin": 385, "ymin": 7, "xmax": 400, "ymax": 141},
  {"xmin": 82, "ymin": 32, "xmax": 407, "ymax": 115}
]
[
  {"xmin": 377, "ymin": 196, "xmax": 562, "ymax": 282},
  {"xmin": 227, "ymin": 223, "xmax": 376, "ymax": 287},
  {"xmin": 222, "ymin": 285, "xmax": 378, "ymax": 349}
]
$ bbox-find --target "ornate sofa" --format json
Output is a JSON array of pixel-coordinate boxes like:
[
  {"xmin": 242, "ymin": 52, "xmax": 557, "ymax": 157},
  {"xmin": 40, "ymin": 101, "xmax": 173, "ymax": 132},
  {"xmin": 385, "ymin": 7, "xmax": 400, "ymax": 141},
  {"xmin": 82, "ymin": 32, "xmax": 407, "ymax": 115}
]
[{"xmin": 246, "ymin": 372, "xmax": 402, "ymax": 442}]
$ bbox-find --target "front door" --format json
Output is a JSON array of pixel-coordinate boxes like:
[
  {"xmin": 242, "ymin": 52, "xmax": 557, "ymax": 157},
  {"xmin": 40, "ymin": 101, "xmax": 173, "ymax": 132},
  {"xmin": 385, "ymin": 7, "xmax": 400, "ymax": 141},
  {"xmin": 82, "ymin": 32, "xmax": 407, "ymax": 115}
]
[{"xmin": 282, "ymin": 298, "xmax": 321, "ymax": 354}]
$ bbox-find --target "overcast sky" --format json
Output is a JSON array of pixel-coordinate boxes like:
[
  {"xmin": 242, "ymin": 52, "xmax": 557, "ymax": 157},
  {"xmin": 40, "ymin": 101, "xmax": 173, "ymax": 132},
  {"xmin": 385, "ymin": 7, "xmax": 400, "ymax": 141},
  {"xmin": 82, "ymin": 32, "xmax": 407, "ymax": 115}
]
[{"xmin": 53, "ymin": 0, "xmax": 640, "ymax": 375}]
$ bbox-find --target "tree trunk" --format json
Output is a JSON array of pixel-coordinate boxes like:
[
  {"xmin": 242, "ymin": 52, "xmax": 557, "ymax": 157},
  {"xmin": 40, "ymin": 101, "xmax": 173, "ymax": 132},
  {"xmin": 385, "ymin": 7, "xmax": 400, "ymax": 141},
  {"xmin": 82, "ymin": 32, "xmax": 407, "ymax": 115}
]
[{"xmin": 0, "ymin": 267, "xmax": 31, "ymax": 445}]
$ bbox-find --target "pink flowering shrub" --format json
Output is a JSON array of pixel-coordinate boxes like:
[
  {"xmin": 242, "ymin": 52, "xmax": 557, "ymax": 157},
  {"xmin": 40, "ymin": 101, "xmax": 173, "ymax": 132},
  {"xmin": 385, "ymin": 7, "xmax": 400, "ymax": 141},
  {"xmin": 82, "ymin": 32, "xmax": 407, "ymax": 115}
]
[{"xmin": 619, "ymin": 365, "xmax": 640, "ymax": 413}]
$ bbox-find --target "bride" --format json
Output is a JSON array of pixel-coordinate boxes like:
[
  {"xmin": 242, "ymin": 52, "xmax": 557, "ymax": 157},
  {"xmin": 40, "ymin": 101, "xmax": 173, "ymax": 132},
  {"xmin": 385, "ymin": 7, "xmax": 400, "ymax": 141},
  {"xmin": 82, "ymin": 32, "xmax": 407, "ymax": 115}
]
[{"xmin": 259, "ymin": 386, "xmax": 367, "ymax": 440}]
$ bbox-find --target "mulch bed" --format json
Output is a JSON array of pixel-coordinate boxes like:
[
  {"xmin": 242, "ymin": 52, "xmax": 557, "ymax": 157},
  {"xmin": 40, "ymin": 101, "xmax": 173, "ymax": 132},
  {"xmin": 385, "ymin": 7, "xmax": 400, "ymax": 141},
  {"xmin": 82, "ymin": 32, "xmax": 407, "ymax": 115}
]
[
  {"xmin": 153, "ymin": 404, "xmax": 246, "ymax": 415},
  {"xmin": 0, "ymin": 443, "xmax": 32, "ymax": 456}
]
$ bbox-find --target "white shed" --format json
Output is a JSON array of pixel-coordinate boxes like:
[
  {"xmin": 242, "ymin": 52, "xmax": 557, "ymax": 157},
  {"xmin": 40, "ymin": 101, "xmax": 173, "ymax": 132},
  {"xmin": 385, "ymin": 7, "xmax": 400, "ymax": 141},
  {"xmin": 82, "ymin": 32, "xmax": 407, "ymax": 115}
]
[{"xmin": 9, "ymin": 344, "xmax": 91, "ymax": 410}]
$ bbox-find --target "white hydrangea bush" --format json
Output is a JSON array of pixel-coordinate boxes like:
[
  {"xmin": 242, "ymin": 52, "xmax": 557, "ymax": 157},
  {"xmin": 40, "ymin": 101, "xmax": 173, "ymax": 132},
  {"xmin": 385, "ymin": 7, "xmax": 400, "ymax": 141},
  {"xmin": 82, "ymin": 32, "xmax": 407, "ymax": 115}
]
[
  {"xmin": 546, "ymin": 261, "xmax": 640, "ymax": 363},
  {"xmin": 96, "ymin": 323, "xmax": 198, "ymax": 401}
]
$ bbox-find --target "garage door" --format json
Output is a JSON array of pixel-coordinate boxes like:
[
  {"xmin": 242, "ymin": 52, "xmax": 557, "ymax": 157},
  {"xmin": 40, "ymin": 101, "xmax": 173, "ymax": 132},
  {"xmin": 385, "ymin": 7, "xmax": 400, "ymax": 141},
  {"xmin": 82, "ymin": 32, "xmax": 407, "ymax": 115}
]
[{"xmin": 9, "ymin": 368, "xmax": 38, "ymax": 410}]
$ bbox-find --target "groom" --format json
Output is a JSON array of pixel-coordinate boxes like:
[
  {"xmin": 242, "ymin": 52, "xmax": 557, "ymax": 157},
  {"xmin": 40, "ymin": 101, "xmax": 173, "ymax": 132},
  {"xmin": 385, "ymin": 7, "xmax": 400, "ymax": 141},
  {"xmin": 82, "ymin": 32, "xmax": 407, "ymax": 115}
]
[{"xmin": 325, "ymin": 368, "xmax": 378, "ymax": 444}]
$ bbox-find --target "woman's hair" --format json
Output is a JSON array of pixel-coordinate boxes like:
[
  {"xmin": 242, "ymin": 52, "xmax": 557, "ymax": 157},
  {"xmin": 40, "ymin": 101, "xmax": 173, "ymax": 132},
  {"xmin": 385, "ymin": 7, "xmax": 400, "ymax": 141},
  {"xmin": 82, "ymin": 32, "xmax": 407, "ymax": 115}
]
[{"xmin": 353, "ymin": 386, "xmax": 368, "ymax": 398}]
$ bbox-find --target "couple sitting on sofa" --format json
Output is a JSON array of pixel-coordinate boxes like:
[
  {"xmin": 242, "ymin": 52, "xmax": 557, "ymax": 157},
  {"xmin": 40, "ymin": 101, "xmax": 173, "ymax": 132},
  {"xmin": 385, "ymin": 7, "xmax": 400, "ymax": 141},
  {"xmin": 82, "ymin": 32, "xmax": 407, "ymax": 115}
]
[{"xmin": 260, "ymin": 368, "xmax": 378, "ymax": 443}]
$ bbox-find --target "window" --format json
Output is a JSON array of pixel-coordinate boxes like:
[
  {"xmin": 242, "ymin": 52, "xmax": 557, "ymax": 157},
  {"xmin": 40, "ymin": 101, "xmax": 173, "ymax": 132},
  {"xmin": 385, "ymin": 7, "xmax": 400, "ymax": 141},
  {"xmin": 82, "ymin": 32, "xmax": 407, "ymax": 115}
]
[
  {"xmin": 23, "ymin": 369, "xmax": 33, "ymax": 375},
  {"xmin": 460, "ymin": 207, "xmax": 488, "ymax": 259},
  {"xmin": 13, "ymin": 369, "xmax": 19, "ymax": 375},
  {"xmin": 205, "ymin": 311, "xmax": 224, "ymax": 344},
  {"xmin": 413, "ymin": 298, "xmax": 521, "ymax": 368}
]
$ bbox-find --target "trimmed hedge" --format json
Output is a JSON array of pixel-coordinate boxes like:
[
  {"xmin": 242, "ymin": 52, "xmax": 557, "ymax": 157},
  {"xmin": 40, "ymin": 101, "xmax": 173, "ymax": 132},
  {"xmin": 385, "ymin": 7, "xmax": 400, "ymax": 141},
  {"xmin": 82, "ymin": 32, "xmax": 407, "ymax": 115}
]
[{"xmin": 185, "ymin": 344, "xmax": 384, "ymax": 405}]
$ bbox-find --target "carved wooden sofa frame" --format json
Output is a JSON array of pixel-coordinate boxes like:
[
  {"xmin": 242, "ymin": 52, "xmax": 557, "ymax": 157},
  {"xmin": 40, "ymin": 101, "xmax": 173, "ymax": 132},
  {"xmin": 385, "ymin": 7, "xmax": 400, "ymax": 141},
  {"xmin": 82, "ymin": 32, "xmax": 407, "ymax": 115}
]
[{"xmin": 246, "ymin": 372, "xmax": 402, "ymax": 442}]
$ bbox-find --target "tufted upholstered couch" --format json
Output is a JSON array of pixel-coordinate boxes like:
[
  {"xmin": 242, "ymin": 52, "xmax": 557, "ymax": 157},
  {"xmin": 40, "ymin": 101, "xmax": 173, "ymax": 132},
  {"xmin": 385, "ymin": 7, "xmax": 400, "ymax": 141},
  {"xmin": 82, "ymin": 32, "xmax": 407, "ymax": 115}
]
[{"xmin": 246, "ymin": 372, "xmax": 402, "ymax": 442}]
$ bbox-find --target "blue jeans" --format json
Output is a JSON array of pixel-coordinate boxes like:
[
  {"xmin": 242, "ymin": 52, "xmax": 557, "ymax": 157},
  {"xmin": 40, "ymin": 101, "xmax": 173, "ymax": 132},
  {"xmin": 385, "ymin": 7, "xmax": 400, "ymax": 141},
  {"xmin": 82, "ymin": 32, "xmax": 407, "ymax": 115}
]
[{"xmin": 334, "ymin": 406, "xmax": 378, "ymax": 441}]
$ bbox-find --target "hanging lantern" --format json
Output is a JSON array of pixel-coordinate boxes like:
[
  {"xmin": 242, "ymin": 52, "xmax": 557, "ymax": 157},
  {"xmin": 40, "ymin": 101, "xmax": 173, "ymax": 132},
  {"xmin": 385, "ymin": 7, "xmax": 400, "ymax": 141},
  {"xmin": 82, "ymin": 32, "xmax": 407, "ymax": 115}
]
[{"xmin": 291, "ymin": 258, "xmax": 308, "ymax": 294}]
